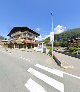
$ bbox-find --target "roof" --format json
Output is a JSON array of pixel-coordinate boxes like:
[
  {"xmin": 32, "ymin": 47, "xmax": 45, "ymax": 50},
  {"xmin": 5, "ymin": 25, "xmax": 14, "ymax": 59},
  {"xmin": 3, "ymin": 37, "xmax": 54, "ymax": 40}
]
[
  {"xmin": 75, "ymin": 38, "xmax": 80, "ymax": 40},
  {"xmin": 8, "ymin": 27, "xmax": 40, "ymax": 36},
  {"xmin": 68, "ymin": 37, "xmax": 80, "ymax": 41}
]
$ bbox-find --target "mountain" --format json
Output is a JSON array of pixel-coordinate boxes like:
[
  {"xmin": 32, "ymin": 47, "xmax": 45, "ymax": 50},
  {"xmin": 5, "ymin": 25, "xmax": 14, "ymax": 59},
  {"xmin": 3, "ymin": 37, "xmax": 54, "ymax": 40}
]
[
  {"xmin": 0, "ymin": 36, "xmax": 5, "ymax": 40},
  {"xmin": 58, "ymin": 28, "xmax": 80, "ymax": 41},
  {"xmin": 44, "ymin": 28, "xmax": 80, "ymax": 44}
]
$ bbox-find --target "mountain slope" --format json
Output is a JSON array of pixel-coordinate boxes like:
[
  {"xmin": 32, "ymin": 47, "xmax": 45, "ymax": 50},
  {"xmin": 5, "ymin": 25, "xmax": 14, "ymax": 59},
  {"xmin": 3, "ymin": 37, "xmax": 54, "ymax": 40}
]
[
  {"xmin": 44, "ymin": 28, "xmax": 80, "ymax": 44},
  {"xmin": 0, "ymin": 35, "xmax": 5, "ymax": 40},
  {"xmin": 59, "ymin": 28, "xmax": 80, "ymax": 41}
]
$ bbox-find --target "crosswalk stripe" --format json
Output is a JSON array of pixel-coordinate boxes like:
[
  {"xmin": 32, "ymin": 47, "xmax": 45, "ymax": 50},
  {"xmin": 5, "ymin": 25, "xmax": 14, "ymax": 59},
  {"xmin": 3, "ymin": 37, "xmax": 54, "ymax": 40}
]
[
  {"xmin": 35, "ymin": 64, "xmax": 63, "ymax": 78},
  {"xmin": 27, "ymin": 68, "xmax": 64, "ymax": 92},
  {"xmin": 25, "ymin": 78, "xmax": 47, "ymax": 92}
]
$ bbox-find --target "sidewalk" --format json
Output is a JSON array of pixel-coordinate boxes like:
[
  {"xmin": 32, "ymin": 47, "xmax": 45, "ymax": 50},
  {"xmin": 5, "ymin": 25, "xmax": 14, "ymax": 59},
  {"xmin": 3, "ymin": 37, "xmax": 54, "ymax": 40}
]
[{"xmin": 53, "ymin": 51, "xmax": 80, "ymax": 76}]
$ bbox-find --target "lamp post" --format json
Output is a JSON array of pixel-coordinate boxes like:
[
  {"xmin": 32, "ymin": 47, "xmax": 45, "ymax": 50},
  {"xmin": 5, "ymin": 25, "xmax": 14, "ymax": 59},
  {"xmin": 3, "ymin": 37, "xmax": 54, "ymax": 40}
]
[{"xmin": 50, "ymin": 13, "xmax": 54, "ymax": 57}]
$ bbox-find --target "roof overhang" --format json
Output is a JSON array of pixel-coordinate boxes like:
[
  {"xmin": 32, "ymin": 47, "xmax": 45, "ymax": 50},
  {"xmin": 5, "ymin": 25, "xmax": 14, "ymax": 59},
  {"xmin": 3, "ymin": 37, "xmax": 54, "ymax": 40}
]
[{"xmin": 8, "ymin": 27, "xmax": 40, "ymax": 37}]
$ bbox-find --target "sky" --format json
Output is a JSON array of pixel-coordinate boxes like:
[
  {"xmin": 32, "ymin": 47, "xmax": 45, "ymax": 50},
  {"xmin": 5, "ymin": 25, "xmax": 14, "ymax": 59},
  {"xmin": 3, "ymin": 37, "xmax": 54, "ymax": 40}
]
[{"xmin": 0, "ymin": 0, "xmax": 80, "ymax": 39}]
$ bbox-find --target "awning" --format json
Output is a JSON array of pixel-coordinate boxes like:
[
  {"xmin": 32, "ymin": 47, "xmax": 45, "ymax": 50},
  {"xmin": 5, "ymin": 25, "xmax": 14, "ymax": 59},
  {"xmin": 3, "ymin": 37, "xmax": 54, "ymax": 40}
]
[
  {"xmin": 8, "ymin": 39, "xmax": 39, "ymax": 45},
  {"xmin": 24, "ymin": 40, "xmax": 39, "ymax": 44}
]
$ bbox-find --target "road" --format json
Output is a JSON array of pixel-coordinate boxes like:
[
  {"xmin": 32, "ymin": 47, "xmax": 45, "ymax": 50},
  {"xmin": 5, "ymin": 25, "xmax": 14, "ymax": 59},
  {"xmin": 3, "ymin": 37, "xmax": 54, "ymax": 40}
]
[{"xmin": 0, "ymin": 48, "xmax": 80, "ymax": 92}]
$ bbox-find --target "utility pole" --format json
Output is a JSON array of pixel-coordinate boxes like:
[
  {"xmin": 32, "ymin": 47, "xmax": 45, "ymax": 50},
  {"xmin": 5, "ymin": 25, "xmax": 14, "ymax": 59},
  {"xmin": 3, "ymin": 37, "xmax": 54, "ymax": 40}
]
[{"xmin": 50, "ymin": 13, "xmax": 54, "ymax": 57}]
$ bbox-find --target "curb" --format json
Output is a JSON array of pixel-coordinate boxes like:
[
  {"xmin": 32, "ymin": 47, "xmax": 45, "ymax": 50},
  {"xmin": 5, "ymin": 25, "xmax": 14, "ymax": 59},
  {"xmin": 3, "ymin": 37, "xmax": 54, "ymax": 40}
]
[
  {"xmin": 53, "ymin": 53, "xmax": 61, "ymax": 67},
  {"xmin": 53, "ymin": 52, "xmax": 74, "ymax": 69}
]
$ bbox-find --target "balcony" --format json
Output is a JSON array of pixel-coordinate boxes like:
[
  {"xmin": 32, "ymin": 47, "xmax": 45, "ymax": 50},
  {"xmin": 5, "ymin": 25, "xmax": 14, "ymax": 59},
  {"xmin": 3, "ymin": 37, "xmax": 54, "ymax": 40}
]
[{"xmin": 11, "ymin": 31, "xmax": 22, "ymax": 37}]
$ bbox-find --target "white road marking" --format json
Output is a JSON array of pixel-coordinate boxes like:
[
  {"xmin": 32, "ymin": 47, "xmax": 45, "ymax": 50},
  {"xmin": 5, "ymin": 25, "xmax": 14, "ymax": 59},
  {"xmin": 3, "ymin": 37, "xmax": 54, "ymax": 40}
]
[
  {"xmin": 20, "ymin": 56, "xmax": 31, "ymax": 62},
  {"xmin": 26, "ymin": 59, "xmax": 28, "ymax": 61},
  {"xmin": 20, "ymin": 56, "xmax": 22, "ymax": 58},
  {"xmin": 35, "ymin": 64, "xmax": 63, "ymax": 78},
  {"xmin": 27, "ymin": 68, "xmax": 64, "ymax": 92},
  {"xmin": 22, "ymin": 57, "xmax": 25, "ymax": 60},
  {"xmin": 28, "ymin": 59, "xmax": 30, "ymax": 62},
  {"xmin": 9, "ymin": 53, "xmax": 11, "ymax": 55},
  {"xmin": 25, "ymin": 78, "xmax": 47, "ymax": 92},
  {"xmin": 35, "ymin": 64, "xmax": 80, "ymax": 80},
  {"xmin": 62, "ymin": 71, "xmax": 80, "ymax": 80}
]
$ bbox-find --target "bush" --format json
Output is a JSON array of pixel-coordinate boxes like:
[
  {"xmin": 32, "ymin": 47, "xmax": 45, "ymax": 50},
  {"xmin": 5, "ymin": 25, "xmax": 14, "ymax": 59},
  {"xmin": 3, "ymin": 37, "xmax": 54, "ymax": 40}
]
[
  {"xmin": 54, "ymin": 42, "xmax": 68, "ymax": 47},
  {"xmin": 69, "ymin": 47, "xmax": 79, "ymax": 55},
  {"xmin": 69, "ymin": 47, "xmax": 78, "ymax": 52},
  {"xmin": 71, "ymin": 51, "xmax": 77, "ymax": 55},
  {"xmin": 48, "ymin": 47, "xmax": 54, "ymax": 56},
  {"xmin": 54, "ymin": 42, "xmax": 61, "ymax": 47},
  {"xmin": 60, "ymin": 42, "xmax": 68, "ymax": 47}
]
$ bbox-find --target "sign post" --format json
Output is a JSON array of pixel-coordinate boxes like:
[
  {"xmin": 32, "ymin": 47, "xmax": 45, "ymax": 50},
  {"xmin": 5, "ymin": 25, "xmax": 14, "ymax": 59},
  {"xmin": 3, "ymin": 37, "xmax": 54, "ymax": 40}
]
[{"xmin": 50, "ymin": 32, "xmax": 54, "ymax": 57}]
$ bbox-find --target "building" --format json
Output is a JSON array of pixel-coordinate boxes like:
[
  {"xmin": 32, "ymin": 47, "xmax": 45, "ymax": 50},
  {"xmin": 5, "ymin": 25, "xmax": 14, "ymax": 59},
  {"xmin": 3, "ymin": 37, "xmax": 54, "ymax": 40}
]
[
  {"xmin": 7, "ymin": 27, "xmax": 40, "ymax": 49},
  {"xmin": 0, "ymin": 40, "xmax": 9, "ymax": 47},
  {"xmin": 0, "ymin": 36, "xmax": 8, "ymax": 47},
  {"xmin": 68, "ymin": 38, "xmax": 80, "ymax": 48}
]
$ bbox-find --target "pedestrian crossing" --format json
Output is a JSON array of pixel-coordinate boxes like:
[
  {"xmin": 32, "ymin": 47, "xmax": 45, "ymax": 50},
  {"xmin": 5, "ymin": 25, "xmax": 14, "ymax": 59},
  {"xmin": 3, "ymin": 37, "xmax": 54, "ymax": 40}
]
[
  {"xmin": 25, "ymin": 64, "xmax": 64, "ymax": 92},
  {"xmin": 35, "ymin": 64, "xmax": 63, "ymax": 78},
  {"xmin": 25, "ymin": 78, "xmax": 47, "ymax": 92}
]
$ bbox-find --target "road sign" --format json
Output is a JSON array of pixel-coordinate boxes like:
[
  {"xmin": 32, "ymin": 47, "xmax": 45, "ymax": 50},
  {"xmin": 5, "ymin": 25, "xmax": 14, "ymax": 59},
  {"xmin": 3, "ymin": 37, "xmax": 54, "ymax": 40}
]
[{"xmin": 50, "ymin": 32, "xmax": 54, "ymax": 42}]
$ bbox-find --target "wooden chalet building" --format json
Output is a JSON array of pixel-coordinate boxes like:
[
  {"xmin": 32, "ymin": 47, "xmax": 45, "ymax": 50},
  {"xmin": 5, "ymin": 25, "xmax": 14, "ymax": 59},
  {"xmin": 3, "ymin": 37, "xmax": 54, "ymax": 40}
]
[
  {"xmin": 68, "ymin": 38, "xmax": 80, "ymax": 48},
  {"xmin": 7, "ymin": 27, "xmax": 40, "ymax": 49}
]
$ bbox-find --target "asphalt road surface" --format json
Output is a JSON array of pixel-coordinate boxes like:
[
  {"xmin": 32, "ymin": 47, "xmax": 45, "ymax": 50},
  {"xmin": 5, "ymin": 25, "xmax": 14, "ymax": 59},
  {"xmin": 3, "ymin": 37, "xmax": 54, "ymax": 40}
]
[{"xmin": 0, "ymin": 48, "xmax": 80, "ymax": 92}]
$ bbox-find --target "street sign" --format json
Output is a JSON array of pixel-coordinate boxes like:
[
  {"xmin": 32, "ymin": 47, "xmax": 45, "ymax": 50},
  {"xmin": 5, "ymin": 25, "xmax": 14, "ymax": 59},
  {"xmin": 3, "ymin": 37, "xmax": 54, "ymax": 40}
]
[{"xmin": 50, "ymin": 32, "xmax": 54, "ymax": 42}]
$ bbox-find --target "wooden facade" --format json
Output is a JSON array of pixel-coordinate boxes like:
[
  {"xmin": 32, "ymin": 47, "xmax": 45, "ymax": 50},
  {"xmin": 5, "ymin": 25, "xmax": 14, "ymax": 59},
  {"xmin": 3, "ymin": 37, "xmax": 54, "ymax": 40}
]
[
  {"xmin": 68, "ymin": 38, "xmax": 80, "ymax": 48},
  {"xmin": 8, "ymin": 27, "xmax": 40, "ymax": 49}
]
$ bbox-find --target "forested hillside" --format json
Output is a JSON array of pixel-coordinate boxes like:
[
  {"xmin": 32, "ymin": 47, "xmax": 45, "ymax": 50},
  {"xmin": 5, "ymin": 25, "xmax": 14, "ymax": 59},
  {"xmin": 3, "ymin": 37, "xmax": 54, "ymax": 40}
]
[
  {"xmin": 0, "ymin": 36, "xmax": 5, "ymax": 40},
  {"xmin": 44, "ymin": 28, "xmax": 80, "ymax": 44}
]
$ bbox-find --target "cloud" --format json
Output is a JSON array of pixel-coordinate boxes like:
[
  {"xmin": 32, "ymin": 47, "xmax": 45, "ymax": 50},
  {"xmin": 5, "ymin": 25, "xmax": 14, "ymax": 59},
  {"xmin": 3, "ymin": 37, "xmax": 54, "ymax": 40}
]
[
  {"xmin": 38, "ymin": 34, "xmax": 50, "ymax": 41},
  {"xmin": 36, "ymin": 28, "xmax": 40, "ymax": 32},
  {"xmin": 42, "ymin": 35, "xmax": 50, "ymax": 39},
  {"xmin": 38, "ymin": 35, "xmax": 43, "ymax": 41},
  {"xmin": 54, "ymin": 25, "xmax": 66, "ymax": 34},
  {"xmin": 36, "ymin": 25, "xmax": 66, "ymax": 41}
]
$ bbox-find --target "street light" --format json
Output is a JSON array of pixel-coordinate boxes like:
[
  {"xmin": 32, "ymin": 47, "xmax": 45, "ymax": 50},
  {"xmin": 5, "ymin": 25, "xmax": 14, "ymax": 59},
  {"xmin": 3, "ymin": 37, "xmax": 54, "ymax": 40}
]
[{"xmin": 50, "ymin": 13, "xmax": 54, "ymax": 57}]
